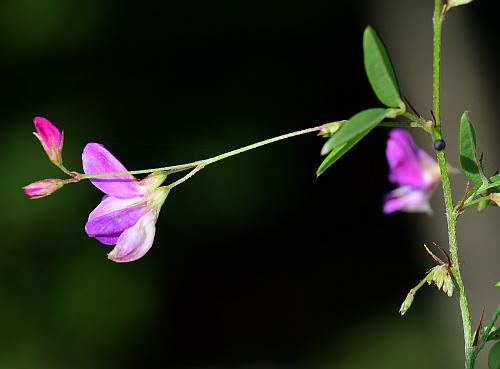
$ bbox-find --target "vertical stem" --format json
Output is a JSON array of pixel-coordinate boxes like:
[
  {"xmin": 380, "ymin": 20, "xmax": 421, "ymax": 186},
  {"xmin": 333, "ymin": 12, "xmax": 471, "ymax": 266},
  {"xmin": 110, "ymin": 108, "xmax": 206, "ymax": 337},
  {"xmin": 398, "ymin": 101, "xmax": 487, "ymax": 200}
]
[{"xmin": 432, "ymin": 1, "xmax": 473, "ymax": 368}]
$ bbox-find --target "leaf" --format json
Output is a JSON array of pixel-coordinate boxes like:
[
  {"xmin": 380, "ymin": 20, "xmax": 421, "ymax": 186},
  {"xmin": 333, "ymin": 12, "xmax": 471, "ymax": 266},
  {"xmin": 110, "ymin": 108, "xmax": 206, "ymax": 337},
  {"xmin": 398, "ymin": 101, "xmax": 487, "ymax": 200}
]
[
  {"xmin": 363, "ymin": 26, "xmax": 403, "ymax": 108},
  {"xmin": 496, "ymin": 282, "xmax": 500, "ymax": 287},
  {"xmin": 488, "ymin": 174, "xmax": 500, "ymax": 193},
  {"xmin": 321, "ymin": 108, "xmax": 388, "ymax": 156},
  {"xmin": 447, "ymin": 0, "xmax": 475, "ymax": 9},
  {"xmin": 489, "ymin": 342, "xmax": 500, "ymax": 369},
  {"xmin": 316, "ymin": 130, "xmax": 370, "ymax": 177},
  {"xmin": 489, "ymin": 327, "xmax": 500, "ymax": 341},
  {"xmin": 459, "ymin": 112, "xmax": 484, "ymax": 185}
]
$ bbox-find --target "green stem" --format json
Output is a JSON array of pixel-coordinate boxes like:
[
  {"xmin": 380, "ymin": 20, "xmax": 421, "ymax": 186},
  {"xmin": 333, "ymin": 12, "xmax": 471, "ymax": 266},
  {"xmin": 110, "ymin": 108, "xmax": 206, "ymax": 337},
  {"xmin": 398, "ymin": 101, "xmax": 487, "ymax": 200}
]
[
  {"xmin": 432, "ymin": 1, "xmax": 473, "ymax": 368},
  {"xmin": 79, "ymin": 125, "xmax": 324, "ymax": 180}
]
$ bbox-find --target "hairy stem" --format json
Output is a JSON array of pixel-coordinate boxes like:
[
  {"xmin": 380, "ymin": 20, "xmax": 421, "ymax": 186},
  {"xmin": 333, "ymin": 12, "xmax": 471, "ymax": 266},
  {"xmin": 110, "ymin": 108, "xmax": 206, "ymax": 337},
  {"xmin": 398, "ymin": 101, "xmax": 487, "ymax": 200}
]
[
  {"xmin": 432, "ymin": 1, "xmax": 473, "ymax": 368},
  {"xmin": 79, "ymin": 125, "xmax": 324, "ymax": 180}
]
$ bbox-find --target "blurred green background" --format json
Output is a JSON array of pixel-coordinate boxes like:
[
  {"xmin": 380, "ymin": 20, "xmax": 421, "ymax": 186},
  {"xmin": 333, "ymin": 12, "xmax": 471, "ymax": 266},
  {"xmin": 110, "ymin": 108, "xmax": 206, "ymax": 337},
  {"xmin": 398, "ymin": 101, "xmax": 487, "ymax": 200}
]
[{"xmin": 1, "ymin": 0, "xmax": 498, "ymax": 368}]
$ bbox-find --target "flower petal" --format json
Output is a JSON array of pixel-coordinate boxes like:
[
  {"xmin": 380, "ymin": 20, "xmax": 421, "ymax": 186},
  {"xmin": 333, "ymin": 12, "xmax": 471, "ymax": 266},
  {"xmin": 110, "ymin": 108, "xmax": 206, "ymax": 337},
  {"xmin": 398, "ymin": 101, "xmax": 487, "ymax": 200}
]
[
  {"xmin": 33, "ymin": 116, "xmax": 63, "ymax": 149},
  {"xmin": 88, "ymin": 195, "xmax": 143, "ymax": 219},
  {"xmin": 108, "ymin": 211, "xmax": 157, "ymax": 263},
  {"xmin": 386, "ymin": 129, "xmax": 427, "ymax": 188},
  {"xmin": 85, "ymin": 203, "xmax": 148, "ymax": 241},
  {"xmin": 383, "ymin": 186, "xmax": 433, "ymax": 215},
  {"xmin": 95, "ymin": 234, "xmax": 121, "ymax": 245},
  {"xmin": 82, "ymin": 143, "xmax": 141, "ymax": 197}
]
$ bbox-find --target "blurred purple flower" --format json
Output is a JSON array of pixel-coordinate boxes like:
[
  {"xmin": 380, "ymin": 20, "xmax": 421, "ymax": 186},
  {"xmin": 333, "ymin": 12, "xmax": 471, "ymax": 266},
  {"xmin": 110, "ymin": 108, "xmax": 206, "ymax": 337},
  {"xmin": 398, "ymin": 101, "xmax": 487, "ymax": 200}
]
[
  {"xmin": 33, "ymin": 116, "xmax": 64, "ymax": 167},
  {"xmin": 383, "ymin": 129, "xmax": 441, "ymax": 214},
  {"xmin": 83, "ymin": 143, "xmax": 169, "ymax": 262}
]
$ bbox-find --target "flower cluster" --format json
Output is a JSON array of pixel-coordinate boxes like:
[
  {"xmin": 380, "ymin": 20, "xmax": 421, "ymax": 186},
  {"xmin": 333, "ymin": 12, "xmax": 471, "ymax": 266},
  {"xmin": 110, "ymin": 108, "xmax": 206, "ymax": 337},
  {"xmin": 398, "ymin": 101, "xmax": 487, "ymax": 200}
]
[{"xmin": 24, "ymin": 117, "xmax": 170, "ymax": 262}]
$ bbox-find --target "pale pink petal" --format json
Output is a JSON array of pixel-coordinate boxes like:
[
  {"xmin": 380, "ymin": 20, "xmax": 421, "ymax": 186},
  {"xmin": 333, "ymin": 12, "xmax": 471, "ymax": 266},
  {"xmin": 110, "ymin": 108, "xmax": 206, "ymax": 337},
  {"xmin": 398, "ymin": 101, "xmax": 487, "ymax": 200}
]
[
  {"xmin": 82, "ymin": 143, "xmax": 141, "ymax": 197},
  {"xmin": 108, "ymin": 211, "xmax": 157, "ymax": 263},
  {"xmin": 383, "ymin": 186, "xmax": 433, "ymax": 215}
]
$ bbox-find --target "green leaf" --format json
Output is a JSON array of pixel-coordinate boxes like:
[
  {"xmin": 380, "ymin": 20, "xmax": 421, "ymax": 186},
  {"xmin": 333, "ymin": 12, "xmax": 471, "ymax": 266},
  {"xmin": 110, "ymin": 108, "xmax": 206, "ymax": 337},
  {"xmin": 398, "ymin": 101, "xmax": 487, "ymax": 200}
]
[
  {"xmin": 459, "ymin": 112, "xmax": 484, "ymax": 185},
  {"xmin": 363, "ymin": 26, "xmax": 403, "ymax": 108},
  {"xmin": 321, "ymin": 108, "xmax": 388, "ymax": 156},
  {"xmin": 496, "ymin": 282, "xmax": 500, "ymax": 287},
  {"xmin": 316, "ymin": 130, "xmax": 370, "ymax": 177},
  {"xmin": 489, "ymin": 174, "xmax": 500, "ymax": 193},
  {"xmin": 489, "ymin": 342, "xmax": 500, "ymax": 369},
  {"xmin": 489, "ymin": 327, "xmax": 500, "ymax": 341}
]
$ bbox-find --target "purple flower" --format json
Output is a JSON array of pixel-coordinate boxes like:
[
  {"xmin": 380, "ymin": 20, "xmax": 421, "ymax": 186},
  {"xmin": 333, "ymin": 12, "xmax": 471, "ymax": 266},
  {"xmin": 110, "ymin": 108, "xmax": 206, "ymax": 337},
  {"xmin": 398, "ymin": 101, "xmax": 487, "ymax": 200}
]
[
  {"xmin": 383, "ymin": 129, "xmax": 441, "ymax": 214},
  {"xmin": 33, "ymin": 116, "xmax": 64, "ymax": 167},
  {"xmin": 82, "ymin": 143, "xmax": 169, "ymax": 262}
]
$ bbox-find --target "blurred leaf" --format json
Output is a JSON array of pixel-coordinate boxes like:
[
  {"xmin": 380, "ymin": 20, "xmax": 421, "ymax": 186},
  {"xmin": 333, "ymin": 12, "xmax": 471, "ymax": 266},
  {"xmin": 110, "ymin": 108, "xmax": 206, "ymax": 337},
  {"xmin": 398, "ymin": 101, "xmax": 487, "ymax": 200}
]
[
  {"xmin": 489, "ymin": 327, "xmax": 500, "ymax": 341},
  {"xmin": 489, "ymin": 342, "xmax": 500, "ymax": 369},
  {"xmin": 320, "ymin": 108, "xmax": 387, "ymax": 156},
  {"xmin": 459, "ymin": 112, "xmax": 484, "ymax": 185},
  {"xmin": 447, "ymin": 0, "xmax": 475, "ymax": 9},
  {"xmin": 363, "ymin": 26, "xmax": 403, "ymax": 108},
  {"xmin": 497, "ymin": 282, "xmax": 500, "ymax": 287},
  {"xmin": 488, "ymin": 174, "xmax": 500, "ymax": 192}
]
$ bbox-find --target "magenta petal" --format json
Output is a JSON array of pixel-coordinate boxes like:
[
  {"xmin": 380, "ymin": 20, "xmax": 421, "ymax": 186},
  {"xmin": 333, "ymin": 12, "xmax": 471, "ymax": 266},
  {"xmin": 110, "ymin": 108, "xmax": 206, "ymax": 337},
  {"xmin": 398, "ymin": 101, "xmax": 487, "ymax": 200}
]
[
  {"xmin": 383, "ymin": 186, "xmax": 432, "ymax": 214},
  {"xmin": 82, "ymin": 143, "xmax": 141, "ymax": 197},
  {"xmin": 108, "ymin": 211, "xmax": 157, "ymax": 263},
  {"xmin": 86, "ymin": 204, "xmax": 148, "ymax": 240},
  {"xmin": 33, "ymin": 116, "xmax": 63, "ymax": 148},
  {"xmin": 386, "ymin": 129, "xmax": 427, "ymax": 188},
  {"xmin": 96, "ymin": 235, "xmax": 121, "ymax": 245},
  {"xmin": 86, "ymin": 195, "xmax": 145, "ymax": 245}
]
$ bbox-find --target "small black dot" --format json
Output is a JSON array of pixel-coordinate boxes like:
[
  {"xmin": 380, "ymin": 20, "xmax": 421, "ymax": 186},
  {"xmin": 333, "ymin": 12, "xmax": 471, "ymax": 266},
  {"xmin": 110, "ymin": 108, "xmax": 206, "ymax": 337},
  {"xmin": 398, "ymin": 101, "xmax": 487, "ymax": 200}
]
[{"xmin": 433, "ymin": 139, "xmax": 446, "ymax": 151}]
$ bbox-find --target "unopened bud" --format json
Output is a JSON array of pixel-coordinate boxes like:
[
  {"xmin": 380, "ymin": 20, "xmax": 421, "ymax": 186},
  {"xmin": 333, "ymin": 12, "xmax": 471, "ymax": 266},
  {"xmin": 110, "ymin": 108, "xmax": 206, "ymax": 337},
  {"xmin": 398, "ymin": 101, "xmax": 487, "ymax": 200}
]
[
  {"xmin": 399, "ymin": 291, "xmax": 415, "ymax": 316},
  {"xmin": 318, "ymin": 121, "xmax": 346, "ymax": 138},
  {"xmin": 33, "ymin": 116, "xmax": 64, "ymax": 167},
  {"xmin": 23, "ymin": 179, "xmax": 65, "ymax": 199}
]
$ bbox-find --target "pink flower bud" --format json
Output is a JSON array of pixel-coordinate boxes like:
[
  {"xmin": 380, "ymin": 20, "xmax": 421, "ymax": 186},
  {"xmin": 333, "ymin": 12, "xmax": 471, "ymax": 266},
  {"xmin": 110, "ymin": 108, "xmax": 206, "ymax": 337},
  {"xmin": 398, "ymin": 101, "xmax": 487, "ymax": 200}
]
[
  {"xmin": 33, "ymin": 116, "xmax": 63, "ymax": 167},
  {"xmin": 23, "ymin": 179, "xmax": 65, "ymax": 199}
]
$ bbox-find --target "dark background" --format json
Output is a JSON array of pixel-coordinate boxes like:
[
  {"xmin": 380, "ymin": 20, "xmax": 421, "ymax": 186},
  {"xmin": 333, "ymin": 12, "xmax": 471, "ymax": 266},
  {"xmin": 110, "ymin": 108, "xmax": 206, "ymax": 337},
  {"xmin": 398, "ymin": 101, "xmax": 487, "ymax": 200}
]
[{"xmin": 0, "ymin": 1, "xmax": 497, "ymax": 368}]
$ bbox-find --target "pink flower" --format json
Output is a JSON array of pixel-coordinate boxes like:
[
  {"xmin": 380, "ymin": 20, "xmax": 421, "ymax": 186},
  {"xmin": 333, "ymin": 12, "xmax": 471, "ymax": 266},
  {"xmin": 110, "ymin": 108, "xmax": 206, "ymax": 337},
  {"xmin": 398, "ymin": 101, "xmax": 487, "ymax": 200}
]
[
  {"xmin": 23, "ymin": 178, "xmax": 65, "ymax": 199},
  {"xmin": 82, "ymin": 143, "xmax": 169, "ymax": 262},
  {"xmin": 383, "ymin": 129, "xmax": 441, "ymax": 214},
  {"xmin": 33, "ymin": 117, "xmax": 64, "ymax": 167}
]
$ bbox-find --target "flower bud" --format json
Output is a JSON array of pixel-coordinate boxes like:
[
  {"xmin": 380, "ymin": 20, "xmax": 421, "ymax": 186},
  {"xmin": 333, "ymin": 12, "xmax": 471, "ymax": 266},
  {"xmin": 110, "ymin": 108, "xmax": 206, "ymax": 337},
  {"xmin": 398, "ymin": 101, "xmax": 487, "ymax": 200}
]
[
  {"xmin": 23, "ymin": 179, "xmax": 65, "ymax": 199},
  {"xmin": 33, "ymin": 116, "xmax": 64, "ymax": 167},
  {"xmin": 490, "ymin": 193, "xmax": 500, "ymax": 207},
  {"xmin": 318, "ymin": 121, "xmax": 346, "ymax": 138},
  {"xmin": 399, "ymin": 291, "xmax": 415, "ymax": 316}
]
